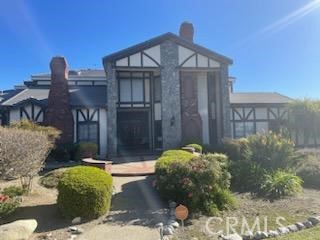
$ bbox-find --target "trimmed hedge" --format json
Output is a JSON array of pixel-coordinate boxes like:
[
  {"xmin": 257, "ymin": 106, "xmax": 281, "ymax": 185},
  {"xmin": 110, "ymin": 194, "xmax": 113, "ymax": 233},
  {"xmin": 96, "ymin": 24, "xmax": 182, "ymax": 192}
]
[
  {"xmin": 57, "ymin": 166, "xmax": 112, "ymax": 219},
  {"xmin": 155, "ymin": 151, "xmax": 236, "ymax": 215},
  {"xmin": 185, "ymin": 144, "xmax": 203, "ymax": 153},
  {"xmin": 297, "ymin": 153, "xmax": 320, "ymax": 189}
]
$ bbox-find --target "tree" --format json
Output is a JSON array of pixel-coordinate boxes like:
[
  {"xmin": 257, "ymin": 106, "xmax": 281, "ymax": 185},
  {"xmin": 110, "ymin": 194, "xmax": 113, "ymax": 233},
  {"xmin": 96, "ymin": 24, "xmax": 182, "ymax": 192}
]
[{"xmin": 0, "ymin": 127, "xmax": 52, "ymax": 192}]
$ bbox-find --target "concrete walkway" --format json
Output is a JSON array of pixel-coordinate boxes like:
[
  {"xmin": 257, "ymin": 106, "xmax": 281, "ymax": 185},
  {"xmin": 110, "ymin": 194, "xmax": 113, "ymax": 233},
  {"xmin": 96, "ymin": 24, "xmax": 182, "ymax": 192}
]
[{"xmin": 78, "ymin": 176, "xmax": 167, "ymax": 240}]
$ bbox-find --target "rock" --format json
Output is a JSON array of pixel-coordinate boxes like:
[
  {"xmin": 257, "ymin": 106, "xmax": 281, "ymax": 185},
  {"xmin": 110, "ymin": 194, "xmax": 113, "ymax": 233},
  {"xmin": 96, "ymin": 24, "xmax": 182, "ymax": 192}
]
[
  {"xmin": 308, "ymin": 216, "xmax": 320, "ymax": 226},
  {"xmin": 169, "ymin": 209, "xmax": 176, "ymax": 217},
  {"xmin": 304, "ymin": 221, "xmax": 313, "ymax": 228},
  {"xmin": 0, "ymin": 219, "xmax": 37, "ymax": 240},
  {"xmin": 168, "ymin": 220, "xmax": 179, "ymax": 228},
  {"xmin": 295, "ymin": 222, "xmax": 305, "ymax": 230},
  {"xmin": 68, "ymin": 227, "xmax": 84, "ymax": 235},
  {"xmin": 253, "ymin": 231, "xmax": 268, "ymax": 239},
  {"xmin": 155, "ymin": 222, "xmax": 164, "ymax": 228},
  {"xmin": 169, "ymin": 201, "xmax": 177, "ymax": 209},
  {"xmin": 71, "ymin": 217, "xmax": 82, "ymax": 225},
  {"xmin": 268, "ymin": 230, "xmax": 279, "ymax": 238},
  {"xmin": 277, "ymin": 226, "xmax": 290, "ymax": 235},
  {"xmin": 163, "ymin": 225, "xmax": 174, "ymax": 235},
  {"xmin": 287, "ymin": 224, "xmax": 299, "ymax": 232},
  {"xmin": 221, "ymin": 234, "xmax": 243, "ymax": 240},
  {"xmin": 242, "ymin": 230, "xmax": 253, "ymax": 240}
]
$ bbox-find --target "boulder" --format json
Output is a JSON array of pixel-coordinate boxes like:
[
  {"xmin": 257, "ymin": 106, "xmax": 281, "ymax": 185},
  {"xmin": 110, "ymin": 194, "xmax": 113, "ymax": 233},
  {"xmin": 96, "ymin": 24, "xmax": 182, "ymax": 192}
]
[
  {"xmin": 253, "ymin": 231, "xmax": 268, "ymax": 239},
  {"xmin": 163, "ymin": 225, "xmax": 174, "ymax": 235},
  {"xmin": 268, "ymin": 230, "xmax": 279, "ymax": 238},
  {"xmin": 308, "ymin": 216, "xmax": 320, "ymax": 226},
  {"xmin": 295, "ymin": 222, "xmax": 305, "ymax": 230},
  {"xmin": 0, "ymin": 219, "xmax": 37, "ymax": 240},
  {"xmin": 71, "ymin": 217, "xmax": 82, "ymax": 225},
  {"xmin": 169, "ymin": 201, "xmax": 177, "ymax": 209},
  {"xmin": 242, "ymin": 230, "xmax": 253, "ymax": 240},
  {"xmin": 167, "ymin": 220, "xmax": 179, "ymax": 228},
  {"xmin": 221, "ymin": 234, "xmax": 243, "ymax": 240},
  {"xmin": 287, "ymin": 224, "xmax": 299, "ymax": 232},
  {"xmin": 277, "ymin": 226, "xmax": 290, "ymax": 235},
  {"xmin": 304, "ymin": 221, "xmax": 313, "ymax": 228}
]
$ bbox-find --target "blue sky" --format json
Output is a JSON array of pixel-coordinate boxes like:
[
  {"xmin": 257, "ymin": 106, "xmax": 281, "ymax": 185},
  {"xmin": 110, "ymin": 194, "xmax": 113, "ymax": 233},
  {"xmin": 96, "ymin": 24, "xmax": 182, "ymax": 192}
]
[{"xmin": 0, "ymin": 0, "xmax": 319, "ymax": 98}]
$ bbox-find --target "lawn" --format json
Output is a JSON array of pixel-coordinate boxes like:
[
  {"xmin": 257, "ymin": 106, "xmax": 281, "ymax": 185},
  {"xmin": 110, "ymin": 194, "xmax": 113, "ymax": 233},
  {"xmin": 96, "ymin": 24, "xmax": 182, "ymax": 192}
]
[
  {"xmin": 277, "ymin": 226, "xmax": 320, "ymax": 240},
  {"xmin": 173, "ymin": 189, "xmax": 320, "ymax": 240}
]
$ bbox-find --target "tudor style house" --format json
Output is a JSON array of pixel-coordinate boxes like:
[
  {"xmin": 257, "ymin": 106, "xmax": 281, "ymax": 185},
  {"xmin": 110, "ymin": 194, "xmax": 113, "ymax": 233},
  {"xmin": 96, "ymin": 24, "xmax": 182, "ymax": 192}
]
[{"xmin": 0, "ymin": 22, "xmax": 293, "ymax": 158}]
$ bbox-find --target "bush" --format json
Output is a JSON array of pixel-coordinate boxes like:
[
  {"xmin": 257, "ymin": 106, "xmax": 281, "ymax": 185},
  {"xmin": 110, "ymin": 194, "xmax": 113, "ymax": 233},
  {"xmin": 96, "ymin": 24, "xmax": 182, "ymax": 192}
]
[
  {"xmin": 0, "ymin": 195, "xmax": 21, "ymax": 218},
  {"xmin": 0, "ymin": 127, "xmax": 52, "ymax": 192},
  {"xmin": 155, "ymin": 152, "xmax": 236, "ymax": 215},
  {"xmin": 39, "ymin": 168, "xmax": 67, "ymax": 188},
  {"xmin": 248, "ymin": 132, "xmax": 297, "ymax": 171},
  {"xmin": 185, "ymin": 144, "xmax": 203, "ymax": 153},
  {"xmin": 260, "ymin": 170, "xmax": 303, "ymax": 199},
  {"xmin": 49, "ymin": 143, "xmax": 78, "ymax": 162},
  {"xmin": 220, "ymin": 138, "xmax": 252, "ymax": 161},
  {"xmin": 74, "ymin": 142, "xmax": 98, "ymax": 159},
  {"xmin": 57, "ymin": 166, "xmax": 112, "ymax": 219},
  {"xmin": 1, "ymin": 186, "xmax": 25, "ymax": 198},
  {"xmin": 296, "ymin": 154, "xmax": 320, "ymax": 189}
]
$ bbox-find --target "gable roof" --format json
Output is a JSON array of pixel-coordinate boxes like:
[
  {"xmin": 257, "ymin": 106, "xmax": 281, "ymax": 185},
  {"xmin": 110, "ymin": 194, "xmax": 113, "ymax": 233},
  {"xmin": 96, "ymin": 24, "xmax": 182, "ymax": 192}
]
[
  {"xmin": 1, "ymin": 86, "xmax": 107, "ymax": 108},
  {"xmin": 230, "ymin": 92, "xmax": 293, "ymax": 104},
  {"xmin": 103, "ymin": 32, "xmax": 233, "ymax": 65}
]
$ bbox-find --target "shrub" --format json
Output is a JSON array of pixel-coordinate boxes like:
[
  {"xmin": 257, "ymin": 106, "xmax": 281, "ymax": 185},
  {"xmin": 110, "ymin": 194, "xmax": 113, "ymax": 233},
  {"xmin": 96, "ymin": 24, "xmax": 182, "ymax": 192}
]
[
  {"xmin": 10, "ymin": 120, "xmax": 61, "ymax": 145},
  {"xmin": 155, "ymin": 150, "xmax": 194, "ymax": 171},
  {"xmin": 39, "ymin": 168, "xmax": 67, "ymax": 188},
  {"xmin": 296, "ymin": 154, "xmax": 320, "ymax": 189},
  {"xmin": 0, "ymin": 127, "xmax": 52, "ymax": 192},
  {"xmin": 57, "ymin": 166, "xmax": 112, "ymax": 219},
  {"xmin": 74, "ymin": 142, "xmax": 98, "ymax": 159},
  {"xmin": 155, "ymin": 152, "xmax": 236, "ymax": 215},
  {"xmin": 49, "ymin": 143, "xmax": 78, "ymax": 162},
  {"xmin": 260, "ymin": 170, "xmax": 303, "ymax": 199},
  {"xmin": 220, "ymin": 138, "xmax": 251, "ymax": 161},
  {"xmin": 1, "ymin": 186, "xmax": 25, "ymax": 198},
  {"xmin": 248, "ymin": 132, "xmax": 297, "ymax": 171},
  {"xmin": 185, "ymin": 144, "xmax": 203, "ymax": 153},
  {"xmin": 0, "ymin": 194, "xmax": 21, "ymax": 218}
]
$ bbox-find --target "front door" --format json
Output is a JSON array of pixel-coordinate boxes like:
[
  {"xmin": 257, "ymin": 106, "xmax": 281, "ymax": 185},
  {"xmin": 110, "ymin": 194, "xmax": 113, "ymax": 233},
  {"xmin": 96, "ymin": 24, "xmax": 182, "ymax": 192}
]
[{"xmin": 117, "ymin": 111, "xmax": 150, "ymax": 151}]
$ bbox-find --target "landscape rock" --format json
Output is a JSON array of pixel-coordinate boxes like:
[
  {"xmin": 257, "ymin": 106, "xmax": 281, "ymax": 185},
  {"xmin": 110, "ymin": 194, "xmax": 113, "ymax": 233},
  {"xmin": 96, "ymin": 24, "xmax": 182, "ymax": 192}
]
[
  {"xmin": 277, "ymin": 226, "xmax": 290, "ymax": 235},
  {"xmin": 304, "ymin": 220, "xmax": 313, "ymax": 228},
  {"xmin": 295, "ymin": 222, "xmax": 305, "ymax": 230},
  {"xmin": 308, "ymin": 216, "xmax": 320, "ymax": 225},
  {"xmin": 287, "ymin": 224, "xmax": 299, "ymax": 232},
  {"xmin": 242, "ymin": 230, "xmax": 253, "ymax": 240},
  {"xmin": 253, "ymin": 231, "xmax": 268, "ymax": 239},
  {"xmin": 68, "ymin": 227, "xmax": 84, "ymax": 235},
  {"xmin": 267, "ymin": 230, "xmax": 279, "ymax": 238},
  {"xmin": 71, "ymin": 217, "xmax": 82, "ymax": 225},
  {"xmin": 0, "ymin": 219, "xmax": 37, "ymax": 240},
  {"xmin": 221, "ymin": 233, "xmax": 243, "ymax": 240},
  {"xmin": 168, "ymin": 220, "xmax": 179, "ymax": 228},
  {"xmin": 163, "ymin": 225, "xmax": 174, "ymax": 235},
  {"xmin": 169, "ymin": 201, "xmax": 177, "ymax": 209}
]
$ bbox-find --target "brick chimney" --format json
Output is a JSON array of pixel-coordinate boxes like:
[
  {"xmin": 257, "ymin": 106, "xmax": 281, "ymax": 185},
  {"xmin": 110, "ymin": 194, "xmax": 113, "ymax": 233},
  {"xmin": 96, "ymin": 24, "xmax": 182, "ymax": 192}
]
[
  {"xmin": 44, "ymin": 56, "xmax": 74, "ymax": 144},
  {"xmin": 179, "ymin": 21, "xmax": 194, "ymax": 42}
]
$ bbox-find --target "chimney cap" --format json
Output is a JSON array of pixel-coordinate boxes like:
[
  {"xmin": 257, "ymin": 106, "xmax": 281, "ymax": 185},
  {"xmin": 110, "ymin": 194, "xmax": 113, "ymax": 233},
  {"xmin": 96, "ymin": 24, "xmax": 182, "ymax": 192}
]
[{"xmin": 179, "ymin": 21, "xmax": 194, "ymax": 42}]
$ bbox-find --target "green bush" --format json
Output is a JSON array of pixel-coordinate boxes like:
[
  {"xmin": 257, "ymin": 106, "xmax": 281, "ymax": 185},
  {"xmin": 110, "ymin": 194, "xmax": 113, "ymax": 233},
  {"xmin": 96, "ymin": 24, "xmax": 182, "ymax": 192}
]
[
  {"xmin": 0, "ymin": 195, "xmax": 21, "ymax": 218},
  {"xmin": 185, "ymin": 144, "xmax": 203, "ymax": 153},
  {"xmin": 221, "ymin": 138, "xmax": 252, "ymax": 161},
  {"xmin": 1, "ymin": 186, "xmax": 25, "ymax": 198},
  {"xmin": 57, "ymin": 166, "xmax": 112, "ymax": 219},
  {"xmin": 260, "ymin": 170, "xmax": 303, "ymax": 199},
  {"xmin": 296, "ymin": 154, "xmax": 320, "ymax": 189},
  {"xmin": 74, "ymin": 142, "xmax": 98, "ymax": 159},
  {"xmin": 248, "ymin": 132, "xmax": 297, "ymax": 171},
  {"xmin": 49, "ymin": 143, "xmax": 77, "ymax": 161},
  {"xmin": 155, "ymin": 152, "xmax": 236, "ymax": 215},
  {"xmin": 39, "ymin": 168, "xmax": 67, "ymax": 188}
]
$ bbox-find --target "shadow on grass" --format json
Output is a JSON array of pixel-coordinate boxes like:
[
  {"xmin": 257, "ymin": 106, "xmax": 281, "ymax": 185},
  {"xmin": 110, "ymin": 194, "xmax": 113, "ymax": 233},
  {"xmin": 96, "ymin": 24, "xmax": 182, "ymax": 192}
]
[
  {"xmin": 105, "ymin": 176, "xmax": 167, "ymax": 228},
  {"xmin": 0, "ymin": 203, "xmax": 70, "ymax": 233}
]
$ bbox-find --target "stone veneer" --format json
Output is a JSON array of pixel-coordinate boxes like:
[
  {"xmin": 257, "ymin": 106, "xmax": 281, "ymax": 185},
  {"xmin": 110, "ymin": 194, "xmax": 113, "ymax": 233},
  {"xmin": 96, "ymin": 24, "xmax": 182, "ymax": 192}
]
[
  {"xmin": 160, "ymin": 40, "xmax": 182, "ymax": 149},
  {"xmin": 105, "ymin": 62, "xmax": 117, "ymax": 156}
]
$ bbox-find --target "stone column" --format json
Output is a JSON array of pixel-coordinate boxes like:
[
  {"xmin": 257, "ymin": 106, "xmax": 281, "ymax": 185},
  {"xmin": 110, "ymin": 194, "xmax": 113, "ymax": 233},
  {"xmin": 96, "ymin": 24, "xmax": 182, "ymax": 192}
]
[
  {"xmin": 220, "ymin": 64, "xmax": 231, "ymax": 138},
  {"xmin": 105, "ymin": 62, "xmax": 117, "ymax": 157},
  {"xmin": 44, "ymin": 56, "xmax": 74, "ymax": 144},
  {"xmin": 160, "ymin": 40, "xmax": 182, "ymax": 149}
]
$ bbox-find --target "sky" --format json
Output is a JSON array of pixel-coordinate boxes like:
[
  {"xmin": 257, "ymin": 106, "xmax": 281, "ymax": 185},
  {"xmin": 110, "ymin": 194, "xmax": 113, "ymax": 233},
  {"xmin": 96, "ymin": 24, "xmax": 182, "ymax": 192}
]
[{"xmin": 0, "ymin": 0, "xmax": 319, "ymax": 98}]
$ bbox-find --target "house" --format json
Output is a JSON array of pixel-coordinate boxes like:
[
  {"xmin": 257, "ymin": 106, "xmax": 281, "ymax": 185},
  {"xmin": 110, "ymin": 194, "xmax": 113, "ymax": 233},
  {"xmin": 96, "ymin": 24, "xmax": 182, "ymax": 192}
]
[{"xmin": 0, "ymin": 22, "xmax": 292, "ymax": 158}]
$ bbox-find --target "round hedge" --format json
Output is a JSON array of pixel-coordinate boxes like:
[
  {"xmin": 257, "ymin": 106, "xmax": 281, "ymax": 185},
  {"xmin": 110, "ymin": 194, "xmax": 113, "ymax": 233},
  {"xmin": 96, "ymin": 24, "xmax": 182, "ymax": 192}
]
[{"xmin": 57, "ymin": 166, "xmax": 113, "ymax": 219}]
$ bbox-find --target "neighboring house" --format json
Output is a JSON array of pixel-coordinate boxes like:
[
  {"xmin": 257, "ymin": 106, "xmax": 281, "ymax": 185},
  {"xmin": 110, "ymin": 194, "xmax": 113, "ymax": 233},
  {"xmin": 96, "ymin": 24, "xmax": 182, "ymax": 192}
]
[{"xmin": 0, "ymin": 22, "xmax": 293, "ymax": 158}]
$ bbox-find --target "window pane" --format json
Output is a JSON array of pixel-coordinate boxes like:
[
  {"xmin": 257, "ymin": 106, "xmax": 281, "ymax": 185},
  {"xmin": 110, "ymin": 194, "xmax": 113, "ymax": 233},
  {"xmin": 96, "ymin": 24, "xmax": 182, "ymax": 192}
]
[
  {"xmin": 88, "ymin": 124, "xmax": 98, "ymax": 143},
  {"xmin": 244, "ymin": 122, "xmax": 254, "ymax": 136},
  {"xmin": 132, "ymin": 79, "xmax": 143, "ymax": 102},
  {"xmin": 78, "ymin": 125, "xmax": 88, "ymax": 142},
  {"xmin": 235, "ymin": 122, "xmax": 245, "ymax": 138},
  {"xmin": 120, "ymin": 79, "xmax": 131, "ymax": 102},
  {"xmin": 154, "ymin": 77, "xmax": 161, "ymax": 102}
]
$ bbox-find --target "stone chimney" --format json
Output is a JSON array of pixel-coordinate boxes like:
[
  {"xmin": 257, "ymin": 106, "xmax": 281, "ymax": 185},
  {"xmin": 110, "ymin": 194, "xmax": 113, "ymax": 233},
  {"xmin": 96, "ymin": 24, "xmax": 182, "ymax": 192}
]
[
  {"xmin": 44, "ymin": 56, "xmax": 74, "ymax": 144},
  {"xmin": 179, "ymin": 21, "xmax": 194, "ymax": 42}
]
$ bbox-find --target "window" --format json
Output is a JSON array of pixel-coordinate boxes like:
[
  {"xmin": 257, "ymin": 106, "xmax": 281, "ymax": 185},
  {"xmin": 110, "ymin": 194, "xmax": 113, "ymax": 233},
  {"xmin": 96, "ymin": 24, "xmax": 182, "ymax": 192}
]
[
  {"xmin": 132, "ymin": 79, "xmax": 143, "ymax": 101},
  {"xmin": 234, "ymin": 121, "xmax": 255, "ymax": 138},
  {"xmin": 119, "ymin": 79, "xmax": 131, "ymax": 102},
  {"xmin": 154, "ymin": 77, "xmax": 161, "ymax": 102},
  {"xmin": 78, "ymin": 122, "xmax": 98, "ymax": 143},
  {"xmin": 256, "ymin": 122, "xmax": 268, "ymax": 133},
  {"xmin": 244, "ymin": 122, "xmax": 254, "ymax": 136}
]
